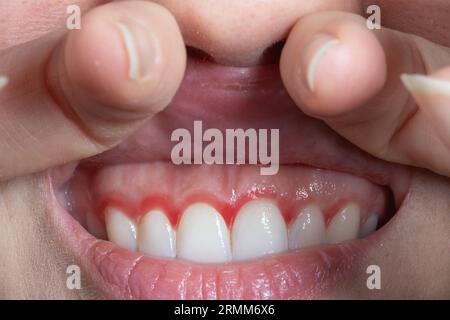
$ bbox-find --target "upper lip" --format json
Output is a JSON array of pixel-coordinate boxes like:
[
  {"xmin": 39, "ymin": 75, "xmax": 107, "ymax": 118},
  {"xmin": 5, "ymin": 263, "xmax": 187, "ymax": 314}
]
[{"xmin": 83, "ymin": 52, "xmax": 411, "ymax": 204}]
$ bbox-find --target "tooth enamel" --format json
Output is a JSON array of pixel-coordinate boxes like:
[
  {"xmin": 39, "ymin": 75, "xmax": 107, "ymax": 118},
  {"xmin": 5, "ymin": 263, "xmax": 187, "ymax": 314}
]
[
  {"xmin": 326, "ymin": 203, "xmax": 361, "ymax": 244},
  {"xmin": 232, "ymin": 199, "xmax": 288, "ymax": 261},
  {"xmin": 288, "ymin": 205, "xmax": 326, "ymax": 250},
  {"xmin": 105, "ymin": 207, "xmax": 137, "ymax": 251},
  {"xmin": 138, "ymin": 210, "xmax": 176, "ymax": 258},
  {"xmin": 86, "ymin": 211, "xmax": 107, "ymax": 240},
  {"xmin": 177, "ymin": 203, "xmax": 232, "ymax": 263},
  {"xmin": 359, "ymin": 214, "xmax": 379, "ymax": 238}
]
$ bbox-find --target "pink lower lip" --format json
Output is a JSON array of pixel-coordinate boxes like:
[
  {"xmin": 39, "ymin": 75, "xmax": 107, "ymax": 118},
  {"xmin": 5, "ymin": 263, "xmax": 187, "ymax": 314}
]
[{"xmin": 83, "ymin": 240, "xmax": 363, "ymax": 299}]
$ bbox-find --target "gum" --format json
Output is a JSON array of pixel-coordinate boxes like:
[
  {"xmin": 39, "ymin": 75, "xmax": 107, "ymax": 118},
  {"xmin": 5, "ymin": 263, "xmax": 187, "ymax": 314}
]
[{"xmin": 69, "ymin": 161, "xmax": 391, "ymax": 229}]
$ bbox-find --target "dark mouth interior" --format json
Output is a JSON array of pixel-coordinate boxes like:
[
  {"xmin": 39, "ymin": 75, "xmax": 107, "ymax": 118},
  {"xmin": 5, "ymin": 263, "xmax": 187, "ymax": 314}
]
[{"xmin": 186, "ymin": 40, "xmax": 286, "ymax": 66}]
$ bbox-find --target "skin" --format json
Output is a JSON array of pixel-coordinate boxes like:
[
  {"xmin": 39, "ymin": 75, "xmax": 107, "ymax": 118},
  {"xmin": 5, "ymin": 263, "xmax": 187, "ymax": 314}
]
[{"xmin": 0, "ymin": 0, "xmax": 449, "ymax": 299}]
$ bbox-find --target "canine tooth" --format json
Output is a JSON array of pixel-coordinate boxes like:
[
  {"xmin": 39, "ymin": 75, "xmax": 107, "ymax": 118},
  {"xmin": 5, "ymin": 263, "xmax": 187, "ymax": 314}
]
[
  {"xmin": 177, "ymin": 203, "xmax": 231, "ymax": 263},
  {"xmin": 105, "ymin": 207, "xmax": 137, "ymax": 251},
  {"xmin": 86, "ymin": 211, "xmax": 107, "ymax": 240},
  {"xmin": 138, "ymin": 210, "xmax": 176, "ymax": 258},
  {"xmin": 288, "ymin": 205, "xmax": 326, "ymax": 250},
  {"xmin": 232, "ymin": 199, "xmax": 288, "ymax": 261},
  {"xmin": 327, "ymin": 203, "xmax": 360, "ymax": 244},
  {"xmin": 359, "ymin": 214, "xmax": 379, "ymax": 238}
]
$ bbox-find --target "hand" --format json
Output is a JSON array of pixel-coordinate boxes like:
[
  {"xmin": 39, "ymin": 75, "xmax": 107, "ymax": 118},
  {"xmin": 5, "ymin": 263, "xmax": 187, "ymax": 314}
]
[
  {"xmin": 280, "ymin": 7, "xmax": 450, "ymax": 177},
  {"xmin": 0, "ymin": 1, "xmax": 186, "ymax": 180}
]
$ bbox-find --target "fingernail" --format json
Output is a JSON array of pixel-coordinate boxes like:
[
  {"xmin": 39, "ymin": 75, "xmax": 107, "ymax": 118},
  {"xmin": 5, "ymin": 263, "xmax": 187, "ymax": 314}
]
[
  {"xmin": 114, "ymin": 20, "xmax": 159, "ymax": 81},
  {"xmin": 306, "ymin": 38, "xmax": 339, "ymax": 92},
  {"xmin": 401, "ymin": 73, "xmax": 450, "ymax": 145},
  {"xmin": 0, "ymin": 75, "xmax": 8, "ymax": 91},
  {"xmin": 401, "ymin": 74, "xmax": 450, "ymax": 98}
]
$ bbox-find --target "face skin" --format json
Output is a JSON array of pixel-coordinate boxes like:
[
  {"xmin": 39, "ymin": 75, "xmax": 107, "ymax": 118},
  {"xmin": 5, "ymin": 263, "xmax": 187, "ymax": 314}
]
[{"xmin": 0, "ymin": 0, "xmax": 450, "ymax": 299}]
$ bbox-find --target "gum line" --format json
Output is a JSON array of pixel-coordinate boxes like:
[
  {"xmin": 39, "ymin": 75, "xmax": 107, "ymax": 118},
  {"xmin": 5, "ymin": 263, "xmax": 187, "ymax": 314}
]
[{"xmin": 69, "ymin": 162, "xmax": 391, "ymax": 229}]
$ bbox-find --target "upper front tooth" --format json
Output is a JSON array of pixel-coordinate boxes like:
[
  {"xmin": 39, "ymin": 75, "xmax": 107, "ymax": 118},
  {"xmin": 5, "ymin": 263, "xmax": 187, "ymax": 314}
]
[
  {"xmin": 105, "ymin": 207, "xmax": 137, "ymax": 251},
  {"xmin": 232, "ymin": 199, "xmax": 288, "ymax": 261},
  {"xmin": 138, "ymin": 210, "xmax": 176, "ymax": 258},
  {"xmin": 177, "ymin": 203, "xmax": 232, "ymax": 263},
  {"xmin": 288, "ymin": 205, "xmax": 326, "ymax": 250},
  {"xmin": 359, "ymin": 214, "xmax": 379, "ymax": 238},
  {"xmin": 326, "ymin": 203, "xmax": 360, "ymax": 244}
]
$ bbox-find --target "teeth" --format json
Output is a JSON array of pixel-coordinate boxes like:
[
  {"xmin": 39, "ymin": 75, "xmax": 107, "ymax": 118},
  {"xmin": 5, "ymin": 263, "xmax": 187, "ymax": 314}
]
[
  {"xmin": 359, "ymin": 214, "xmax": 379, "ymax": 238},
  {"xmin": 105, "ymin": 207, "xmax": 137, "ymax": 251},
  {"xmin": 232, "ymin": 199, "xmax": 288, "ymax": 261},
  {"xmin": 326, "ymin": 203, "xmax": 361, "ymax": 244},
  {"xmin": 138, "ymin": 210, "xmax": 176, "ymax": 258},
  {"xmin": 288, "ymin": 205, "xmax": 326, "ymax": 250},
  {"xmin": 103, "ymin": 200, "xmax": 368, "ymax": 261},
  {"xmin": 177, "ymin": 203, "xmax": 232, "ymax": 263}
]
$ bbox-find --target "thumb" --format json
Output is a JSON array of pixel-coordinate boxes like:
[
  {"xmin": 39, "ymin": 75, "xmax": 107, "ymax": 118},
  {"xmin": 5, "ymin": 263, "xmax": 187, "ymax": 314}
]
[
  {"xmin": 0, "ymin": 1, "xmax": 186, "ymax": 180},
  {"xmin": 280, "ymin": 11, "xmax": 450, "ymax": 176}
]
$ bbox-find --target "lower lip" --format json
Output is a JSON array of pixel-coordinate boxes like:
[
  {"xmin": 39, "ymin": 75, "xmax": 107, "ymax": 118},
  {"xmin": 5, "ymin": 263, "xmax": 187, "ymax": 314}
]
[{"xmin": 45, "ymin": 168, "xmax": 379, "ymax": 299}]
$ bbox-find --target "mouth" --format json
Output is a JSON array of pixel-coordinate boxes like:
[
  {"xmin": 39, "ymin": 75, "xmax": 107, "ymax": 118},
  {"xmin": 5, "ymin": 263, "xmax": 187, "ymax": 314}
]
[{"xmin": 45, "ymin": 45, "xmax": 412, "ymax": 299}]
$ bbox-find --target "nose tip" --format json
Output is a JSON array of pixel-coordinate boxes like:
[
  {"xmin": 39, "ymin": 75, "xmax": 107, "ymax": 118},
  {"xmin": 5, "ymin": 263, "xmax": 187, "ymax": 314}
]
[
  {"xmin": 181, "ymin": 11, "xmax": 291, "ymax": 66},
  {"xmin": 151, "ymin": 1, "xmax": 295, "ymax": 66},
  {"xmin": 153, "ymin": 0, "xmax": 361, "ymax": 66}
]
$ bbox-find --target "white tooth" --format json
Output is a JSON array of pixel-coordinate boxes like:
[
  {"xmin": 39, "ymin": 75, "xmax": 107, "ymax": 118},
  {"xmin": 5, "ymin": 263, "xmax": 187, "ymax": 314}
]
[
  {"xmin": 288, "ymin": 205, "xmax": 326, "ymax": 250},
  {"xmin": 359, "ymin": 214, "xmax": 379, "ymax": 238},
  {"xmin": 327, "ymin": 203, "xmax": 361, "ymax": 244},
  {"xmin": 105, "ymin": 207, "xmax": 137, "ymax": 251},
  {"xmin": 138, "ymin": 210, "xmax": 176, "ymax": 258},
  {"xmin": 177, "ymin": 203, "xmax": 231, "ymax": 263},
  {"xmin": 232, "ymin": 199, "xmax": 288, "ymax": 261},
  {"xmin": 86, "ymin": 211, "xmax": 107, "ymax": 240}
]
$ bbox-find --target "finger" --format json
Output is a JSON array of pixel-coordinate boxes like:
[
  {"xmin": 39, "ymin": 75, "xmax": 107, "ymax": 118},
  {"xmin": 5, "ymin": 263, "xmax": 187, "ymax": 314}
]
[
  {"xmin": 401, "ymin": 68, "xmax": 450, "ymax": 175},
  {"xmin": 279, "ymin": 11, "xmax": 450, "ymax": 176},
  {"xmin": 0, "ymin": 0, "xmax": 186, "ymax": 180}
]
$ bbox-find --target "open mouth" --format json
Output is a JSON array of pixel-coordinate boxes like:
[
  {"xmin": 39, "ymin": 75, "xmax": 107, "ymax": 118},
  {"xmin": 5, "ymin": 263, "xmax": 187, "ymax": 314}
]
[{"xmin": 45, "ymin": 45, "xmax": 411, "ymax": 299}]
